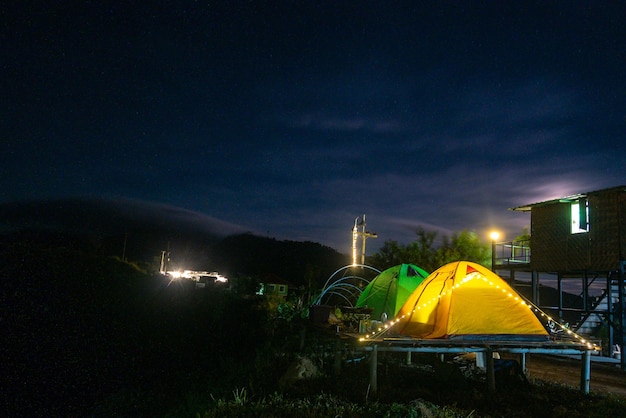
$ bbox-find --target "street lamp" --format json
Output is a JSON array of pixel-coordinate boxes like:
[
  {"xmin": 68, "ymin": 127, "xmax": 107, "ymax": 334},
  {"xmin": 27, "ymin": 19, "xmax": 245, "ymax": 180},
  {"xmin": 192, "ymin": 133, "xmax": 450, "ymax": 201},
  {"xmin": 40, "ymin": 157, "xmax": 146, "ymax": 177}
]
[{"xmin": 489, "ymin": 231, "xmax": 500, "ymax": 272}]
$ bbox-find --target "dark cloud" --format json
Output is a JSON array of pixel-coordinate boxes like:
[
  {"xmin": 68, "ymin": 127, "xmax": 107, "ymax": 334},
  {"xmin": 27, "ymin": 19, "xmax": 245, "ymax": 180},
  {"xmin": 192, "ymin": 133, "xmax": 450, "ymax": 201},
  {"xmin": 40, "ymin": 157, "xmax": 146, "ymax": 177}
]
[
  {"xmin": 0, "ymin": 197, "xmax": 249, "ymax": 240},
  {"xmin": 1, "ymin": 2, "xmax": 624, "ymax": 253}
]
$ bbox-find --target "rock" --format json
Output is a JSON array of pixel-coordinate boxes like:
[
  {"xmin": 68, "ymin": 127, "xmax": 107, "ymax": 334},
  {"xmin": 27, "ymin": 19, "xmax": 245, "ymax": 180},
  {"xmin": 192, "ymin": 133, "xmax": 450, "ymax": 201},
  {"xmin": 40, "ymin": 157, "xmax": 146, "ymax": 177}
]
[{"xmin": 279, "ymin": 356, "xmax": 321, "ymax": 387}]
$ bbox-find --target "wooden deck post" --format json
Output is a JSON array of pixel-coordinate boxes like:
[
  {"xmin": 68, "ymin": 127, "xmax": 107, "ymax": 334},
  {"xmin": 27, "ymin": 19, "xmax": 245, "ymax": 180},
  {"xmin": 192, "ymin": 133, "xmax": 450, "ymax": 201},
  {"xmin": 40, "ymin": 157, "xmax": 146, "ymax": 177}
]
[
  {"xmin": 580, "ymin": 350, "xmax": 591, "ymax": 394},
  {"xmin": 369, "ymin": 344, "xmax": 378, "ymax": 395},
  {"xmin": 485, "ymin": 348, "xmax": 496, "ymax": 393}
]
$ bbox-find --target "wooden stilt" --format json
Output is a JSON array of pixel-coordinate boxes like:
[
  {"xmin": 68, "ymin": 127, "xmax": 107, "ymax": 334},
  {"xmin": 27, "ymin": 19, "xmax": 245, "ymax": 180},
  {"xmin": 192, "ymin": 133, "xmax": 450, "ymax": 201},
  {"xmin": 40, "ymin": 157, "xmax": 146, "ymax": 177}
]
[
  {"xmin": 580, "ymin": 350, "xmax": 591, "ymax": 394},
  {"xmin": 369, "ymin": 344, "xmax": 378, "ymax": 395},
  {"xmin": 485, "ymin": 348, "xmax": 496, "ymax": 393}
]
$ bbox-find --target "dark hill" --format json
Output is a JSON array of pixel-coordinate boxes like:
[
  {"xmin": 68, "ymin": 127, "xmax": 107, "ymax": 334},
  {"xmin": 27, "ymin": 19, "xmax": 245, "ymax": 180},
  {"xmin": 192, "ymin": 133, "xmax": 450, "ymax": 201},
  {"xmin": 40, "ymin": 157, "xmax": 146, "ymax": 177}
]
[
  {"xmin": 0, "ymin": 236, "xmax": 269, "ymax": 416},
  {"xmin": 212, "ymin": 233, "xmax": 349, "ymax": 287},
  {"xmin": 0, "ymin": 198, "xmax": 245, "ymax": 269},
  {"xmin": 0, "ymin": 198, "xmax": 350, "ymax": 284},
  {"xmin": 0, "ymin": 197, "xmax": 250, "ymax": 267},
  {"xmin": 0, "ymin": 219, "xmax": 349, "ymax": 415},
  {"xmin": 0, "ymin": 197, "xmax": 246, "ymax": 238}
]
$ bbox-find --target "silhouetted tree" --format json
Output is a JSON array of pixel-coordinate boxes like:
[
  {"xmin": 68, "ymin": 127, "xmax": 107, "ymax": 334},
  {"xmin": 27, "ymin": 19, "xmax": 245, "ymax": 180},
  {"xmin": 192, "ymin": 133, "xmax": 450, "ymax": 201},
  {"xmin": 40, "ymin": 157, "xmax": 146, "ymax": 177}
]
[
  {"xmin": 514, "ymin": 227, "xmax": 531, "ymax": 246},
  {"xmin": 435, "ymin": 230, "xmax": 491, "ymax": 268},
  {"xmin": 368, "ymin": 228, "xmax": 490, "ymax": 272}
]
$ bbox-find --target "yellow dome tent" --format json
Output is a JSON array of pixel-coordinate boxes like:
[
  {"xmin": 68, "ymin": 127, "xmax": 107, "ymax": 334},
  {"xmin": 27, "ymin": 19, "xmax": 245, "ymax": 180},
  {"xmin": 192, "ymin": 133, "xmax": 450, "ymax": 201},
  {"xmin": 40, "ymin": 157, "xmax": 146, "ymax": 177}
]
[{"xmin": 395, "ymin": 261, "xmax": 549, "ymax": 340}]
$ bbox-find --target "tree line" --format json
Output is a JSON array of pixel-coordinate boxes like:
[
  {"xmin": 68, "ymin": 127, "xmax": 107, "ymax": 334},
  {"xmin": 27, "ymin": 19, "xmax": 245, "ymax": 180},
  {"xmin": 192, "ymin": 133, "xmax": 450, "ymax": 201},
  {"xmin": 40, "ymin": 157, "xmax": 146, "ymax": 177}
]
[{"xmin": 366, "ymin": 227, "xmax": 492, "ymax": 272}]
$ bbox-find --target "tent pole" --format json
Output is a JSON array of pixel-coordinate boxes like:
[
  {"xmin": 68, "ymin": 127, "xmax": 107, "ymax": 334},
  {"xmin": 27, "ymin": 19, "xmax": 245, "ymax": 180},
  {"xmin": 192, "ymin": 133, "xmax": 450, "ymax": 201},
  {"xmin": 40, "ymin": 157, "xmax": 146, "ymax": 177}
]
[
  {"xmin": 519, "ymin": 352, "xmax": 527, "ymax": 374},
  {"xmin": 406, "ymin": 350, "xmax": 412, "ymax": 365}
]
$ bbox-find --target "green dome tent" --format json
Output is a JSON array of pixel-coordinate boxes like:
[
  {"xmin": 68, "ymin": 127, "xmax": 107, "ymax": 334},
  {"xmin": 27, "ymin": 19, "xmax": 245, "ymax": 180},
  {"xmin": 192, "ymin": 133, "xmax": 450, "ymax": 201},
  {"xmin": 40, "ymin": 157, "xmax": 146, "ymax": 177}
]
[{"xmin": 355, "ymin": 264, "xmax": 429, "ymax": 321}]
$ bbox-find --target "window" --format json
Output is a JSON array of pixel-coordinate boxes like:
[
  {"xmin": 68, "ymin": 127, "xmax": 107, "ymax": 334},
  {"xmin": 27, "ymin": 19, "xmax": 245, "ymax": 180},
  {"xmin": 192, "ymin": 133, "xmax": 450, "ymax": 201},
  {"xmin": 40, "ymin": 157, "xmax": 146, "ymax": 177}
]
[
  {"xmin": 278, "ymin": 285, "xmax": 286, "ymax": 293},
  {"xmin": 571, "ymin": 199, "xmax": 589, "ymax": 234}
]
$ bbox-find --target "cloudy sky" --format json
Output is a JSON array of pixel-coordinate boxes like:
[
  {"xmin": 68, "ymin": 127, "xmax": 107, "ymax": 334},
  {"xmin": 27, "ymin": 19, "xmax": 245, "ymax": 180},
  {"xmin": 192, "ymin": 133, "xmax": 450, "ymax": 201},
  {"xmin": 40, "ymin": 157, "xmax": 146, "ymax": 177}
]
[{"xmin": 2, "ymin": 2, "xmax": 625, "ymax": 253}]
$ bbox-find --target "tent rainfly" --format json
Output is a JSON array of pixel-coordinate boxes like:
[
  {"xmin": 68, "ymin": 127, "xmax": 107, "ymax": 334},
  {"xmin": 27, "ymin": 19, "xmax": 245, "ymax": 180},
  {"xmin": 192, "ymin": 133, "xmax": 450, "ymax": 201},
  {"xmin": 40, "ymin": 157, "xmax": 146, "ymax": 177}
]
[
  {"xmin": 355, "ymin": 263, "xmax": 428, "ymax": 321},
  {"xmin": 394, "ymin": 261, "xmax": 549, "ymax": 340}
]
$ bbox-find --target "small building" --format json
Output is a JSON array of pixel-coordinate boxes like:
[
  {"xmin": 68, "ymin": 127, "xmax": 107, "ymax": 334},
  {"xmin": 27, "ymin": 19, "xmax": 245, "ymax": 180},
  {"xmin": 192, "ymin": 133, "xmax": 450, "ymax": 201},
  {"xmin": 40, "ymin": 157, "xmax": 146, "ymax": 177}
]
[
  {"xmin": 511, "ymin": 185, "xmax": 626, "ymax": 272},
  {"xmin": 257, "ymin": 275, "xmax": 290, "ymax": 299},
  {"xmin": 504, "ymin": 185, "xmax": 626, "ymax": 367}
]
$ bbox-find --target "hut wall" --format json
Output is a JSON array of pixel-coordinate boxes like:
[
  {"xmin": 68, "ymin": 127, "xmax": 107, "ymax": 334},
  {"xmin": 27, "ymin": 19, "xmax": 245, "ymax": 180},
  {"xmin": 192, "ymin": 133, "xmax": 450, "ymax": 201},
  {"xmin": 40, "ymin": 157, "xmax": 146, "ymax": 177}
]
[
  {"xmin": 530, "ymin": 189, "xmax": 626, "ymax": 272},
  {"xmin": 589, "ymin": 190, "xmax": 626, "ymax": 270},
  {"xmin": 621, "ymin": 191, "xmax": 626, "ymax": 262},
  {"xmin": 530, "ymin": 203, "xmax": 571, "ymax": 271}
]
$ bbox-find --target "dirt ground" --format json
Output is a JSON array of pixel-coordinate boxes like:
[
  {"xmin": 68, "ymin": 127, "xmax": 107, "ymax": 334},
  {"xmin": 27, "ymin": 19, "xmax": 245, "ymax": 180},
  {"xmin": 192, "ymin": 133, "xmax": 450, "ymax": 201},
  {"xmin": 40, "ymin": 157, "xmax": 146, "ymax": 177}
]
[{"xmin": 522, "ymin": 354, "xmax": 626, "ymax": 397}]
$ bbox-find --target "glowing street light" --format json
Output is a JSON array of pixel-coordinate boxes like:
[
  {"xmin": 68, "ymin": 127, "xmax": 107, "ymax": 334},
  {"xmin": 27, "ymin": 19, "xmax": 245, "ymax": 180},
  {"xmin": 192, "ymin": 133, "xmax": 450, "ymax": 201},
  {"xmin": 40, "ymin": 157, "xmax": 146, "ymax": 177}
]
[{"xmin": 489, "ymin": 230, "xmax": 501, "ymax": 272}]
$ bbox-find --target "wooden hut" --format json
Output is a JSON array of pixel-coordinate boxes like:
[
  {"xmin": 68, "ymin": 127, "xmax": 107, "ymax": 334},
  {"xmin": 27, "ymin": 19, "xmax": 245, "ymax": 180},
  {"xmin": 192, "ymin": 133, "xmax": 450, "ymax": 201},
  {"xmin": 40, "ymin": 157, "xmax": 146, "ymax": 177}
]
[
  {"xmin": 508, "ymin": 186, "xmax": 626, "ymax": 367},
  {"xmin": 511, "ymin": 185, "xmax": 626, "ymax": 272}
]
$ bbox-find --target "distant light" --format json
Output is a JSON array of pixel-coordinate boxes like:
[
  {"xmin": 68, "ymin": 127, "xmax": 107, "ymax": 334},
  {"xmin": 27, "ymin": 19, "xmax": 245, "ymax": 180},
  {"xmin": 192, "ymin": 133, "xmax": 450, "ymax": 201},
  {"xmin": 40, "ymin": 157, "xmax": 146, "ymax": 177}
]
[
  {"xmin": 214, "ymin": 274, "xmax": 228, "ymax": 283},
  {"xmin": 165, "ymin": 269, "xmax": 228, "ymax": 285}
]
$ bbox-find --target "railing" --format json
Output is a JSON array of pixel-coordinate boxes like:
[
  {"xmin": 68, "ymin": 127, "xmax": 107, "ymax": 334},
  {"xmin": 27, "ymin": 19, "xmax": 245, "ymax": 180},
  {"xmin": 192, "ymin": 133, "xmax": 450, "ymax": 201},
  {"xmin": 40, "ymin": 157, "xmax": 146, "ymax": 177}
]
[{"xmin": 494, "ymin": 240, "xmax": 531, "ymax": 266}]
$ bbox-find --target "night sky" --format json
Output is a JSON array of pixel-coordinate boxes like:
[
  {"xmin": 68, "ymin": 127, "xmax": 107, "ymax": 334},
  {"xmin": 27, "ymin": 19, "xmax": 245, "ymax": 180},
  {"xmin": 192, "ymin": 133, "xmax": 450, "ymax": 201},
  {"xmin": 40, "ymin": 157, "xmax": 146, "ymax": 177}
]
[{"xmin": 2, "ymin": 2, "xmax": 625, "ymax": 253}]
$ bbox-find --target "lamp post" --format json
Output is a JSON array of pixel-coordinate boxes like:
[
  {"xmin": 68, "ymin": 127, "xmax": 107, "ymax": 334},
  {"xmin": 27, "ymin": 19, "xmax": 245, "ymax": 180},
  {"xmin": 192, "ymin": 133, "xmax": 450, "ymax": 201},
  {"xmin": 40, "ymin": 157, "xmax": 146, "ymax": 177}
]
[{"xmin": 489, "ymin": 231, "xmax": 500, "ymax": 272}]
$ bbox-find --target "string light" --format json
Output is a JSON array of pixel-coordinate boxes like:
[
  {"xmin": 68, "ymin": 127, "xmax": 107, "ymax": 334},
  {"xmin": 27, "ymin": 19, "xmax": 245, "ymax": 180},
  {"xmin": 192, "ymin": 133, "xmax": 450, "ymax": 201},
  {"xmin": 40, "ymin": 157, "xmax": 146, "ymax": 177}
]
[{"xmin": 358, "ymin": 270, "xmax": 601, "ymax": 352}]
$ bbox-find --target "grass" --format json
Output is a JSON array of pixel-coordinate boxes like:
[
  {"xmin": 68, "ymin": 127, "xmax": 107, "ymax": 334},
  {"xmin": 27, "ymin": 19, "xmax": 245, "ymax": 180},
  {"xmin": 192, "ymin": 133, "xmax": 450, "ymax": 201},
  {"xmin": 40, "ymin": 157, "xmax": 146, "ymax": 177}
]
[
  {"xmin": 158, "ymin": 346, "xmax": 626, "ymax": 418},
  {"xmin": 4, "ymin": 242, "xmax": 624, "ymax": 418}
]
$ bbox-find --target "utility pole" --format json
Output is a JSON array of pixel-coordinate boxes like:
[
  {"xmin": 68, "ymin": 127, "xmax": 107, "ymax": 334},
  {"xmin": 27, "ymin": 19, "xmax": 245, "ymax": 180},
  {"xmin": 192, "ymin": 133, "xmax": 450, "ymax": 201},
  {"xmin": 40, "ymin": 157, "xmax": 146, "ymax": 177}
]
[
  {"xmin": 352, "ymin": 214, "xmax": 378, "ymax": 265},
  {"xmin": 122, "ymin": 232, "xmax": 128, "ymax": 262},
  {"xmin": 159, "ymin": 249, "xmax": 170, "ymax": 274},
  {"xmin": 160, "ymin": 251, "xmax": 166, "ymax": 274}
]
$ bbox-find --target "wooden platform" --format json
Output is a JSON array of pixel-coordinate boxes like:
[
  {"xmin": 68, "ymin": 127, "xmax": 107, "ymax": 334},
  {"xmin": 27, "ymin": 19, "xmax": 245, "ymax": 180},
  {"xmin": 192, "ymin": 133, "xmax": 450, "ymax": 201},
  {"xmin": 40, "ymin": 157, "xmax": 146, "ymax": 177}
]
[{"xmin": 346, "ymin": 334, "xmax": 597, "ymax": 394}]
